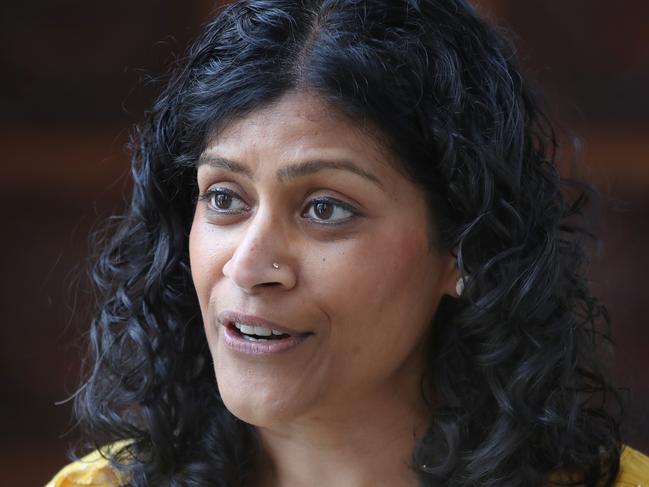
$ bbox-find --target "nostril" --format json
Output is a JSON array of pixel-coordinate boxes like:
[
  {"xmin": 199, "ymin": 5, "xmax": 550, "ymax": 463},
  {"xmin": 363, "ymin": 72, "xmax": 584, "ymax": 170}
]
[{"xmin": 258, "ymin": 281, "xmax": 281, "ymax": 288}]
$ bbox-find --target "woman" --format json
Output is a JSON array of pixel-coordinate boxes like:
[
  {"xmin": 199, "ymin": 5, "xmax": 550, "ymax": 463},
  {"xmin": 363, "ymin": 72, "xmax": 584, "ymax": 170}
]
[{"xmin": 47, "ymin": 0, "xmax": 649, "ymax": 486}]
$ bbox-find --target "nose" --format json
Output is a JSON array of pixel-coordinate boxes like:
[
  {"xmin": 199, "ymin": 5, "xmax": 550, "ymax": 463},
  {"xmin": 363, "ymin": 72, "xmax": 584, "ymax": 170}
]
[{"xmin": 222, "ymin": 210, "xmax": 297, "ymax": 293}]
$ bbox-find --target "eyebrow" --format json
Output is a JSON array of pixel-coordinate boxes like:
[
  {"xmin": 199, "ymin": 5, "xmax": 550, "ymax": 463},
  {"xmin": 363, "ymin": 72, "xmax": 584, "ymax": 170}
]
[
  {"xmin": 197, "ymin": 154, "xmax": 383, "ymax": 189},
  {"xmin": 197, "ymin": 154, "xmax": 253, "ymax": 178}
]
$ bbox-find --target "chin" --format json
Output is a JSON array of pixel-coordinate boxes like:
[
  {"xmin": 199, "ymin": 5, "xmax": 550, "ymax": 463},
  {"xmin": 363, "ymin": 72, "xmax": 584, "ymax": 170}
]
[{"xmin": 215, "ymin": 365, "xmax": 309, "ymax": 427}]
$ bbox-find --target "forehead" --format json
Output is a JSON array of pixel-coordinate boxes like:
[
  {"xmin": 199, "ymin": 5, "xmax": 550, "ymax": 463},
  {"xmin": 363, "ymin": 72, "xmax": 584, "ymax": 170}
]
[{"xmin": 203, "ymin": 91, "xmax": 398, "ymax": 171}]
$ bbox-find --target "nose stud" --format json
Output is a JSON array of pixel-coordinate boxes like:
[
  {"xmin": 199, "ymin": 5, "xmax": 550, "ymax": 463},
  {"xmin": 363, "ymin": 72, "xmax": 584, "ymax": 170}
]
[{"xmin": 272, "ymin": 262, "xmax": 280, "ymax": 269}]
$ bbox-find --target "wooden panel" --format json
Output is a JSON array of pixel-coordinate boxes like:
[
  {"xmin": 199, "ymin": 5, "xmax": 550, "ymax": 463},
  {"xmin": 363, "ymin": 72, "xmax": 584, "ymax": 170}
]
[
  {"xmin": 0, "ymin": 126, "xmax": 131, "ymax": 197},
  {"xmin": 493, "ymin": 1, "xmax": 649, "ymax": 123},
  {"xmin": 0, "ymin": 1, "xmax": 208, "ymax": 124}
]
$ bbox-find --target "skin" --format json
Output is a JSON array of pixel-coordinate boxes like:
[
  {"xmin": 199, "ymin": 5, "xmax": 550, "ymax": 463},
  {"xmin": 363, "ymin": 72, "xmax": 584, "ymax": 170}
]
[{"xmin": 189, "ymin": 91, "xmax": 458, "ymax": 487}]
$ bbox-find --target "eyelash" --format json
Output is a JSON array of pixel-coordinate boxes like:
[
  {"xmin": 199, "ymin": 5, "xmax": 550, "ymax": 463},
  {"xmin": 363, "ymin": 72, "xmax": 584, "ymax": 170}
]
[{"xmin": 197, "ymin": 188, "xmax": 359, "ymax": 225}]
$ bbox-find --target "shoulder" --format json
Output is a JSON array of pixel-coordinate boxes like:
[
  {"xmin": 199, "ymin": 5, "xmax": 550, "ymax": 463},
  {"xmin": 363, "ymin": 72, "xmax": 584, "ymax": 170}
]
[
  {"xmin": 615, "ymin": 445, "xmax": 649, "ymax": 486},
  {"xmin": 45, "ymin": 442, "xmax": 129, "ymax": 487}
]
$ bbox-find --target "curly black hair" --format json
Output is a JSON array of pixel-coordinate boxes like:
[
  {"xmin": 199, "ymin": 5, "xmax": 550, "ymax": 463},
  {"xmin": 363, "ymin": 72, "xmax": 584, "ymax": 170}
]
[{"xmin": 74, "ymin": 0, "xmax": 623, "ymax": 485}]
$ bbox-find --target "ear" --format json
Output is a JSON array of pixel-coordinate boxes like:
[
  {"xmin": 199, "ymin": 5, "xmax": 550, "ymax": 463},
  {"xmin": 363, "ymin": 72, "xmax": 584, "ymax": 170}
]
[{"xmin": 438, "ymin": 250, "xmax": 461, "ymax": 298}]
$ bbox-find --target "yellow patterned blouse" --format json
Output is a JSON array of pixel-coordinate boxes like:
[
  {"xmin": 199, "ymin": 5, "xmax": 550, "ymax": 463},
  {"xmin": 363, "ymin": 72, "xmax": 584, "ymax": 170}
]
[{"xmin": 46, "ymin": 444, "xmax": 649, "ymax": 487}]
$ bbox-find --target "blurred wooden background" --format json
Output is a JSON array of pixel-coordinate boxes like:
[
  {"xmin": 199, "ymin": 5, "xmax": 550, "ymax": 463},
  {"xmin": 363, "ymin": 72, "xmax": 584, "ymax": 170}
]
[{"xmin": 1, "ymin": 1, "xmax": 647, "ymax": 486}]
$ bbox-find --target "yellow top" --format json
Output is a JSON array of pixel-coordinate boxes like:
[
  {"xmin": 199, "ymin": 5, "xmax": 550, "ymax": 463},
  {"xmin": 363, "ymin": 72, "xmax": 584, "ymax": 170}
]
[
  {"xmin": 46, "ymin": 444, "xmax": 649, "ymax": 487},
  {"xmin": 620, "ymin": 446, "xmax": 649, "ymax": 485},
  {"xmin": 45, "ymin": 442, "xmax": 128, "ymax": 487}
]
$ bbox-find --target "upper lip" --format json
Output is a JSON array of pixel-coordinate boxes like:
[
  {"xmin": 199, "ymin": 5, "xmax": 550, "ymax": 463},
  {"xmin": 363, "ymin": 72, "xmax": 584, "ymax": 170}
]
[{"xmin": 217, "ymin": 310, "xmax": 310, "ymax": 336}]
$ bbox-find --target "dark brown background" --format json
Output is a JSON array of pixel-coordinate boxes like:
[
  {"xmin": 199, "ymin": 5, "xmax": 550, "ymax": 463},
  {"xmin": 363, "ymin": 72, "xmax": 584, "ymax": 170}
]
[{"xmin": 1, "ymin": 2, "xmax": 647, "ymax": 486}]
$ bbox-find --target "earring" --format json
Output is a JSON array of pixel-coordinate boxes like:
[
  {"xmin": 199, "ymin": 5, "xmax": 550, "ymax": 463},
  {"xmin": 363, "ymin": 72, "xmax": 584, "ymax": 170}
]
[
  {"xmin": 455, "ymin": 276, "xmax": 466, "ymax": 297},
  {"xmin": 272, "ymin": 262, "xmax": 280, "ymax": 269}
]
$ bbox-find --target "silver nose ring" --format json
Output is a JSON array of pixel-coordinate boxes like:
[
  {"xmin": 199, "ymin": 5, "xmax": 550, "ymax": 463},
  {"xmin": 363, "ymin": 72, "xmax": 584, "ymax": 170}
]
[{"xmin": 272, "ymin": 262, "xmax": 280, "ymax": 269}]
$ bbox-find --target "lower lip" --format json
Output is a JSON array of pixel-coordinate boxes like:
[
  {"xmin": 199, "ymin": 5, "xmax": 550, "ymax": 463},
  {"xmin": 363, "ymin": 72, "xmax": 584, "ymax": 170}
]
[{"xmin": 222, "ymin": 324, "xmax": 307, "ymax": 355}]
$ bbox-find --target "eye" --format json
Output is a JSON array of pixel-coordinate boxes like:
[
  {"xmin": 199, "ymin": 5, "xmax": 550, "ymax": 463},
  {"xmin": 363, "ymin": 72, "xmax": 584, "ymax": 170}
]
[
  {"xmin": 199, "ymin": 187, "xmax": 249, "ymax": 214},
  {"xmin": 303, "ymin": 198, "xmax": 357, "ymax": 224}
]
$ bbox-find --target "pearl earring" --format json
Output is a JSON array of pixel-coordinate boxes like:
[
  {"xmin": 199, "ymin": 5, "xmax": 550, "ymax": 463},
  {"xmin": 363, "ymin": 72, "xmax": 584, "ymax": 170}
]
[{"xmin": 455, "ymin": 276, "xmax": 466, "ymax": 297}]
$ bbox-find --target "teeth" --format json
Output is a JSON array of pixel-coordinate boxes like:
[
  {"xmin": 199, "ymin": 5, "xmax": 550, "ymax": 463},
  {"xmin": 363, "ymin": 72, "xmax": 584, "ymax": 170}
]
[
  {"xmin": 253, "ymin": 326, "xmax": 272, "ymax": 337},
  {"xmin": 233, "ymin": 322, "xmax": 286, "ymax": 337},
  {"xmin": 236, "ymin": 323, "xmax": 255, "ymax": 335}
]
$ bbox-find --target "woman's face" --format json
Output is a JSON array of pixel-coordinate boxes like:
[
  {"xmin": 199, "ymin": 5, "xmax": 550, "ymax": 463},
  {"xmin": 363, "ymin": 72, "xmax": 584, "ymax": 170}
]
[{"xmin": 189, "ymin": 92, "xmax": 457, "ymax": 428}]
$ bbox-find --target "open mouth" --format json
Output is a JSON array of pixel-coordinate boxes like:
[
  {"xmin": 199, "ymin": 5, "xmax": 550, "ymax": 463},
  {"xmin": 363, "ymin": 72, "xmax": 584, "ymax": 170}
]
[
  {"xmin": 229, "ymin": 321, "xmax": 293, "ymax": 342},
  {"xmin": 219, "ymin": 311, "xmax": 313, "ymax": 354}
]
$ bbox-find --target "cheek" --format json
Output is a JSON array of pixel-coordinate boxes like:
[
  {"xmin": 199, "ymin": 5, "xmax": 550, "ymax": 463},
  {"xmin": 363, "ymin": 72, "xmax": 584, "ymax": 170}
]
[
  {"xmin": 346, "ymin": 233, "xmax": 437, "ymax": 309},
  {"xmin": 316, "ymin": 228, "xmax": 442, "ymax": 344},
  {"xmin": 189, "ymin": 219, "xmax": 223, "ymax": 313},
  {"xmin": 308, "ymin": 232, "xmax": 439, "ymax": 392},
  {"xmin": 188, "ymin": 221, "xmax": 205, "ymax": 298}
]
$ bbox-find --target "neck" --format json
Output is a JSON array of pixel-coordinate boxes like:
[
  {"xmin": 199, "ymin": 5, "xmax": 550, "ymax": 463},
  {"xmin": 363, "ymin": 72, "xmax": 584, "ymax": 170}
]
[{"xmin": 250, "ymin": 385, "xmax": 430, "ymax": 487}]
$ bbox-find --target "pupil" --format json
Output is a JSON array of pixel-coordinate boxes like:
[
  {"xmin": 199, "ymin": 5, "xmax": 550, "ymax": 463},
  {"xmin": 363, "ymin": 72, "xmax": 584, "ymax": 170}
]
[
  {"xmin": 315, "ymin": 202, "xmax": 333, "ymax": 219},
  {"xmin": 215, "ymin": 193, "xmax": 231, "ymax": 209}
]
